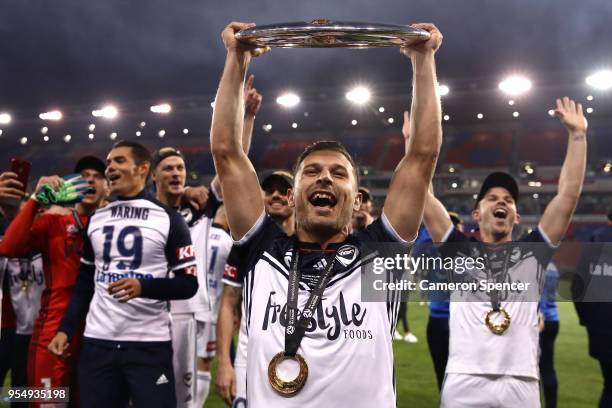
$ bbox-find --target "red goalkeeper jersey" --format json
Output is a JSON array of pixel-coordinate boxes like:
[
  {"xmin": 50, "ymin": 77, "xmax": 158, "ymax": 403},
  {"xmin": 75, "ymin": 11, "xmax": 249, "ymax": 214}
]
[{"xmin": 0, "ymin": 199, "xmax": 88, "ymax": 345}]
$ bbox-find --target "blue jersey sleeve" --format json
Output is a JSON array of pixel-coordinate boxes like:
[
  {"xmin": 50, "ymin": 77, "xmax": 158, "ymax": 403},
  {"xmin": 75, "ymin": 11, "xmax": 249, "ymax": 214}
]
[{"xmin": 139, "ymin": 209, "xmax": 198, "ymax": 300}]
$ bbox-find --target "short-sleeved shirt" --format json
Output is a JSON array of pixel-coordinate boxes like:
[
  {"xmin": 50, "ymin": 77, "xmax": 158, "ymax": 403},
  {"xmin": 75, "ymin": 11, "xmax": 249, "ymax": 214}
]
[
  {"xmin": 82, "ymin": 191, "xmax": 195, "ymax": 342},
  {"xmin": 441, "ymin": 224, "xmax": 556, "ymax": 379},
  {"xmin": 171, "ymin": 186, "xmax": 222, "ymax": 316},
  {"xmin": 239, "ymin": 211, "xmax": 408, "ymax": 408}
]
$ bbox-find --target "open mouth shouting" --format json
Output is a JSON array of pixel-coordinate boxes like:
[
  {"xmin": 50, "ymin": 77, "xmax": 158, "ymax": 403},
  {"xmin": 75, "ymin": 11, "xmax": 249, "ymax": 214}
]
[
  {"xmin": 309, "ymin": 190, "xmax": 337, "ymax": 215},
  {"xmin": 492, "ymin": 207, "xmax": 508, "ymax": 220}
]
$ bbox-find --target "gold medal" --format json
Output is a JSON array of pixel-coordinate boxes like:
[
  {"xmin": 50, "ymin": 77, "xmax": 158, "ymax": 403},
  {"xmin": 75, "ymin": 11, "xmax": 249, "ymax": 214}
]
[
  {"xmin": 485, "ymin": 308, "xmax": 511, "ymax": 335},
  {"xmin": 268, "ymin": 351, "xmax": 309, "ymax": 396}
]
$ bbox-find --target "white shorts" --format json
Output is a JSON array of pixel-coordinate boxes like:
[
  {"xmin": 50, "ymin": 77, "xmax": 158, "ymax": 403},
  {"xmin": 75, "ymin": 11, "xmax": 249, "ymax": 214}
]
[
  {"xmin": 440, "ymin": 373, "xmax": 540, "ymax": 408},
  {"xmin": 197, "ymin": 321, "xmax": 217, "ymax": 359},
  {"xmin": 171, "ymin": 313, "xmax": 197, "ymax": 408}
]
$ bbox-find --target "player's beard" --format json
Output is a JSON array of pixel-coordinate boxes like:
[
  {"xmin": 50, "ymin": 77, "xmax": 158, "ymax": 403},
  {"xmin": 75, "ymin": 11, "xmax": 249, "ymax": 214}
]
[{"xmin": 295, "ymin": 198, "xmax": 351, "ymax": 241}]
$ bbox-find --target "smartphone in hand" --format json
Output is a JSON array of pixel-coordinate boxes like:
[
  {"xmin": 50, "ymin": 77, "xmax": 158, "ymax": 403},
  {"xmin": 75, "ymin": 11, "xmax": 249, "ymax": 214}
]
[{"xmin": 0, "ymin": 158, "xmax": 31, "ymax": 207}]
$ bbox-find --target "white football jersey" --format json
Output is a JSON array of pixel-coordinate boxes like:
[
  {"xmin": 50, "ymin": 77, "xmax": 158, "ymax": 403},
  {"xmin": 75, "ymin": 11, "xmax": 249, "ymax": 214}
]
[
  {"xmin": 198, "ymin": 224, "xmax": 232, "ymax": 322},
  {"xmin": 171, "ymin": 186, "xmax": 222, "ymax": 316},
  {"xmin": 5, "ymin": 254, "xmax": 45, "ymax": 334},
  {"xmin": 82, "ymin": 192, "xmax": 196, "ymax": 342},
  {"xmin": 239, "ymin": 212, "xmax": 407, "ymax": 408},
  {"xmin": 441, "ymin": 224, "xmax": 555, "ymax": 379}
]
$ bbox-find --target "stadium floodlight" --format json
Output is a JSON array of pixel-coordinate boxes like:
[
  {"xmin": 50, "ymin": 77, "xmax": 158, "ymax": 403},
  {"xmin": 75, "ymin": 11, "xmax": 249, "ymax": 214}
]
[
  {"xmin": 92, "ymin": 105, "xmax": 118, "ymax": 119},
  {"xmin": 158, "ymin": 129, "xmax": 166, "ymax": 138},
  {"xmin": 136, "ymin": 131, "xmax": 142, "ymax": 137},
  {"xmin": 88, "ymin": 133, "xmax": 95, "ymax": 140},
  {"xmin": 291, "ymin": 122, "xmax": 298, "ymax": 129},
  {"xmin": 39, "ymin": 110, "xmax": 62, "ymax": 121},
  {"xmin": 64, "ymin": 134, "xmax": 71, "ymax": 143},
  {"xmin": 513, "ymin": 111, "xmax": 520, "ymax": 118},
  {"xmin": 443, "ymin": 115, "xmax": 450, "ymax": 121},
  {"xmin": 43, "ymin": 136, "xmax": 49, "ymax": 142},
  {"xmin": 378, "ymin": 106, "xmax": 385, "ymax": 113},
  {"xmin": 521, "ymin": 162, "xmax": 536, "ymax": 177},
  {"xmin": 586, "ymin": 70, "xmax": 612, "ymax": 90},
  {"xmin": 351, "ymin": 119, "xmax": 358, "ymax": 126},
  {"xmin": 587, "ymin": 95, "xmax": 594, "ymax": 101},
  {"xmin": 345, "ymin": 86, "xmax": 371, "ymax": 105},
  {"xmin": 586, "ymin": 107, "xmax": 594, "ymax": 114},
  {"xmin": 387, "ymin": 117, "xmax": 394, "ymax": 124},
  {"xmin": 438, "ymin": 83, "xmax": 450, "ymax": 96},
  {"xmin": 110, "ymin": 132, "xmax": 118, "ymax": 140},
  {"xmin": 139, "ymin": 121, "xmax": 146, "ymax": 128},
  {"xmin": 0, "ymin": 113, "xmax": 12, "ymax": 125},
  {"xmin": 276, "ymin": 93, "xmax": 300, "ymax": 108},
  {"xmin": 150, "ymin": 103, "xmax": 172, "ymax": 114},
  {"xmin": 20, "ymin": 137, "xmax": 27, "ymax": 145},
  {"xmin": 262, "ymin": 124, "xmax": 272, "ymax": 132},
  {"xmin": 88, "ymin": 124, "xmax": 96, "ymax": 131},
  {"xmin": 41, "ymin": 127, "xmax": 48, "ymax": 134},
  {"xmin": 477, "ymin": 113, "xmax": 484, "ymax": 119},
  {"xmin": 548, "ymin": 109, "xmax": 555, "ymax": 117},
  {"xmin": 508, "ymin": 100, "xmax": 515, "ymax": 106},
  {"xmin": 498, "ymin": 75, "xmax": 532, "ymax": 96},
  {"xmin": 0, "ymin": 129, "xmax": 3, "ymax": 136},
  {"xmin": 182, "ymin": 128, "xmax": 189, "ymax": 135}
]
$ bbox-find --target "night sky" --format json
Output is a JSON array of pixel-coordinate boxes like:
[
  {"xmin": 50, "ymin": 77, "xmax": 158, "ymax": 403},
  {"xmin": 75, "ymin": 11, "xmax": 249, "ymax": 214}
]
[{"xmin": 1, "ymin": 0, "xmax": 611, "ymax": 112}]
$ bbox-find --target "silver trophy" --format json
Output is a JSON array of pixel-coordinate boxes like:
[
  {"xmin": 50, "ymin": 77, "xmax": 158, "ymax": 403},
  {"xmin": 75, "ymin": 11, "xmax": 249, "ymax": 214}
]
[{"xmin": 235, "ymin": 19, "xmax": 430, "ymax": 48}]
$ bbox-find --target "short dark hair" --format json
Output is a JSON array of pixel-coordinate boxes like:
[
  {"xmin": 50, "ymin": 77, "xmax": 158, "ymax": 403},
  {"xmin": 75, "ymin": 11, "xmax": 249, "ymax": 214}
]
[
  {"xmin": 293, "ymin": 141, "xmax": 359, "ymax": 187},
  {"xmin": 112, "ymin": 140, "xmax": 152, "ymax": 165}
]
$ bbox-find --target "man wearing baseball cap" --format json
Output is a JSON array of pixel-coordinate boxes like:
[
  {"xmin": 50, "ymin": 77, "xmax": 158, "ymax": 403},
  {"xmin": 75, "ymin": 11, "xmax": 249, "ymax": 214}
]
[{"xmin": 422, "ymin": 97, "xmax": 588, "ymax": 407}]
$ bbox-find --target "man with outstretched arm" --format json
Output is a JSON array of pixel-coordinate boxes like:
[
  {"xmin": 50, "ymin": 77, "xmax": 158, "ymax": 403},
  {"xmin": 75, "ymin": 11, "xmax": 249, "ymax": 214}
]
[
  {"xmin": 211, "ymin": 20, "xmax": 442, "ymax": 407},
  {"xmin": 423, "ymin": 97, "xmax": 587, "ymax": 407}
]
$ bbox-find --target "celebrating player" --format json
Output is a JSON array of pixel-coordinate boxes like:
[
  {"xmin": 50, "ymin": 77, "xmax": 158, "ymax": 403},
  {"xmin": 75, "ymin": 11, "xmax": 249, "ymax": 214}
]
[
  {"xmin": 49, "ymin": 141, "xmax": 198, "ymax": 407},
  {"xmin": 0, "ymin": 156, "xmax": 107, "ymax": 404},
  {"xmin": 211, "ymin": 20, "xmax": 442, "ymax": 407},
  {"xmin": 423, "ymin": 97, "xmax": 587, "ymax": 407},
  {"xmin": 151, "ymin": 146, "xmax": 222, "ymax": 408}
]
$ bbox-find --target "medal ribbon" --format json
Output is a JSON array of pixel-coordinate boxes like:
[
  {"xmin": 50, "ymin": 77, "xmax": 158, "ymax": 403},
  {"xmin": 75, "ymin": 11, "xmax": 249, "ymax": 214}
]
[{"xmin": 284, "ymin": 245, "xmax": 338, "ymax": 357}]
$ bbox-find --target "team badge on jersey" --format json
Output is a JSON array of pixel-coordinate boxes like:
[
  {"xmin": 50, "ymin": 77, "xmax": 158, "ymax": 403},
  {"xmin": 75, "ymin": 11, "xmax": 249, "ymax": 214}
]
[{"xmin": 336, "ymin": 245, "xmax": 358, "ymax": 267}]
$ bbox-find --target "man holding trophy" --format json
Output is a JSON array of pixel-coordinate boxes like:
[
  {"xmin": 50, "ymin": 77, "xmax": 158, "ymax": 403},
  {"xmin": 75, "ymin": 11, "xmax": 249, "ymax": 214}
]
[{"xmin": 211, "ymin": 19, "xmax": 442, "ymax": 407}]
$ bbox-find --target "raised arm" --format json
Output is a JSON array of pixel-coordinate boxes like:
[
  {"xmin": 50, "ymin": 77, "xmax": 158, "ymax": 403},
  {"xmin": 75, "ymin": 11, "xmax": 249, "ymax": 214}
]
[
  {"xmin": 209, "ymin": 73, "xmax": 262, "ymax": 201},
  {"xmin": 401, "ymin": 110, "xmax": 450, "ymax": 242},
  {"xmin": 211, "ymin": 22, "xmax": 268, "ymax": 239},
  {"xmin": 383, "ymin": 23, "xmax": 443, "ymax": 241},
  {"xmin": 539, "ymin": 97, "xmax": 588, "ymax": 244}
]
